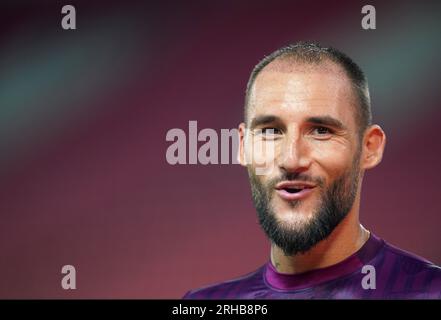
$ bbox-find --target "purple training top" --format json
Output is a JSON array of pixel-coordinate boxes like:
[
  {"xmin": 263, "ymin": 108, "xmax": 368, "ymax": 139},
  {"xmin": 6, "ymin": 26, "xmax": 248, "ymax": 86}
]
[{"xmin": 183, "ymin": 233, "xmax": 441, "ymax": 299}]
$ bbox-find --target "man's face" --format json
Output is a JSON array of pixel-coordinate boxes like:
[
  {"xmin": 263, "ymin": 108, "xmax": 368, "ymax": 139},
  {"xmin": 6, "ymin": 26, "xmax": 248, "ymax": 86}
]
[{"xmin": 242, "ymin": 62, "xmax": 363, "ymax": 255}]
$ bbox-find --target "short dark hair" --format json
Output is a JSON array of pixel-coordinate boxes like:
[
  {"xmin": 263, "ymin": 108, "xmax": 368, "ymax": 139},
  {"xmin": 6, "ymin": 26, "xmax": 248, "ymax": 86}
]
[{"xmin": 244, "ymin": 42, "xmax": 372, "ymax": 136}]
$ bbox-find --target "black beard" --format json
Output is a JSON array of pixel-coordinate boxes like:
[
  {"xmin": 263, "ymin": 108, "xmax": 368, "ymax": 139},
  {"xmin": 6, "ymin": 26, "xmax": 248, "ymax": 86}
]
[{"xmin": 248, "ymin": 156, "xmax": 360, "ymax": 256}]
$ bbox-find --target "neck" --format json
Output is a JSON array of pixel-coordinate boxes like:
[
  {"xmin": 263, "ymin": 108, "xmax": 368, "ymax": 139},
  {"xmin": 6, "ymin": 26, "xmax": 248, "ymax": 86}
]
[{"xmin": 270, "ymin": 203, "xmax": 370, "ymax": 274}]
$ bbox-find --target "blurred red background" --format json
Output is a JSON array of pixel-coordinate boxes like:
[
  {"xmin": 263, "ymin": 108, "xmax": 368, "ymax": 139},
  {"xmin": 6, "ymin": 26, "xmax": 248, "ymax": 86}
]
[{"xmin": 0, "ymin": 0, "xmax": 440, "ymax": 298}]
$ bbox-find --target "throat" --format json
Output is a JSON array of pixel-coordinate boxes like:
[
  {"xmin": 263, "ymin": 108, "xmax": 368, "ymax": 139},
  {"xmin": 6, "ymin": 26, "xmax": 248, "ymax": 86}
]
[{"xmin": 270, "ymin": 225, "xmax": 370, "ymax": 274}]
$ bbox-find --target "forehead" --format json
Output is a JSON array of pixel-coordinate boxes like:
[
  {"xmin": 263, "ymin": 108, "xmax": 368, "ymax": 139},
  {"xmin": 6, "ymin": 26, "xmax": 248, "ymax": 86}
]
[{"xmin": 248, "ymin": 62, "xmax": 357, "ymax": 128}]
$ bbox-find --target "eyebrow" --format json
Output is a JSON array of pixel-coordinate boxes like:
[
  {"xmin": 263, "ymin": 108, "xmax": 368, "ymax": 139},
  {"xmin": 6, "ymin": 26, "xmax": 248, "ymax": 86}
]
[
  {"xmin": 306, "ymin": 116, "xmax": 347, "ymax": 130},
  {"xmin": 249, "ymin": 114, "xmax": 347, "ymax": 130},
  {"xmin": 249, "ymin": 115, "xmax": 282, "ymax": 129}
]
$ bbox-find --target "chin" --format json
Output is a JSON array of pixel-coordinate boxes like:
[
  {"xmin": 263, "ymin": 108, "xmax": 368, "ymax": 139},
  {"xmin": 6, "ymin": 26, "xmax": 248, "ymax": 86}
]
[
  {"xmin": 273, "ymin": 198, "xmax": 317, "ymax": 218},
  {"xmin": 274, "ymin": 208, "xmax": 315, "ymax": 226}
]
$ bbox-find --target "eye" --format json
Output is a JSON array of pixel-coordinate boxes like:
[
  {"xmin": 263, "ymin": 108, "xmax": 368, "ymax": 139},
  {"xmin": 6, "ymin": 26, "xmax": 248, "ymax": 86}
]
[
  {"xmin": 254, "ymin": 127, "xmax": 282, "ymax": 140},
  {"xmin": 261, "ymin": 128, "xmax": 281, "ymax": 135},
  {"xmin": 312, "ymin": 126, "xmax": 333, "ymax": 136}
]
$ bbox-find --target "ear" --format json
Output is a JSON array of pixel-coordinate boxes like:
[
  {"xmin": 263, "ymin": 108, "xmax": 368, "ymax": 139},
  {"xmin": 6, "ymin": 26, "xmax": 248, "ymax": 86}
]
[
  {"xmin": 237, "ymin": 122, "xmax": 247, "ymax": 167},
  {"xmin": 361, "ymin": 124, "xmax": 386, "ymax": 170}
]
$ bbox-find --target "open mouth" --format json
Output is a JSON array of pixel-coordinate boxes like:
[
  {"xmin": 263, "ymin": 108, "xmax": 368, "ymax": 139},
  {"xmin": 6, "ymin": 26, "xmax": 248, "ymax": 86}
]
[
  {"xmin": 283, "ymin": 187, "xmax": 308, "ymax": 194},
  {"xmin": 275, "ymin": 181, "xmax": 316, "ymax": 200}
]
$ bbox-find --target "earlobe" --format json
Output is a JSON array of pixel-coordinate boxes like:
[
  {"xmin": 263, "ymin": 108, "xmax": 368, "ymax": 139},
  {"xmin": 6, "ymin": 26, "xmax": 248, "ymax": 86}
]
[{"xmin": 362, "ymin": 125, "xmax": 386, "ymax": 170}]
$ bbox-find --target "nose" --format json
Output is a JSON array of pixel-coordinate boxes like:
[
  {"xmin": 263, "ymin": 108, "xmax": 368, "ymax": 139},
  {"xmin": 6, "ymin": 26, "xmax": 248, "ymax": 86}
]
[{"xmin": 279, "ymin": 133, "xmax": 312, "ymax": 174}]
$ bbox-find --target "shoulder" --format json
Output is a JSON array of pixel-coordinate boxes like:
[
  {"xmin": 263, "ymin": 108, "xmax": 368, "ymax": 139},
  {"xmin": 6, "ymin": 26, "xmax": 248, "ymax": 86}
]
[
  {"xmin": 383, "ymin": 241, "xmax": 441, "ymax": 273},
  {"xmin": 183, "ymin": 265, "xmax": 266, "ymax": 299},
  {"xmin": 380, "ymin": 241, "xmax": 441, "ymax": 298}
]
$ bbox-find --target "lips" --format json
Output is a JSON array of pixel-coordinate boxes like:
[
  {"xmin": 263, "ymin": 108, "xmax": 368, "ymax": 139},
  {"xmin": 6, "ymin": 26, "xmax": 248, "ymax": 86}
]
[{"xmin": 275, "ymin": 181, "xmax": 316, "ymax": 201}]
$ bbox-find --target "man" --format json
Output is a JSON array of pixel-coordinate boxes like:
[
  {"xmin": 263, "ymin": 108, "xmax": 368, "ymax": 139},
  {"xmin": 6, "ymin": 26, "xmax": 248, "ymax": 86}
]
[{"xmin": 183, "ymin": 42, "xmax": 441, "ymax": 299}]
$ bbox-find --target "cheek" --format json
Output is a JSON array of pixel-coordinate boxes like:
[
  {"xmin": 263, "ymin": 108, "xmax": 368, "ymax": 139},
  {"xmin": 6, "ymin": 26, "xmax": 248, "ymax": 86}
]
[
  {"xmin": 310, "ymin": 142, "xmax": 354, "ymax": 178},
  {"xmin": 245, "ymin": 139, "xmax": 278, "ymax": 169}
]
